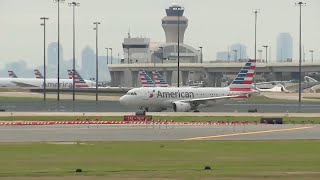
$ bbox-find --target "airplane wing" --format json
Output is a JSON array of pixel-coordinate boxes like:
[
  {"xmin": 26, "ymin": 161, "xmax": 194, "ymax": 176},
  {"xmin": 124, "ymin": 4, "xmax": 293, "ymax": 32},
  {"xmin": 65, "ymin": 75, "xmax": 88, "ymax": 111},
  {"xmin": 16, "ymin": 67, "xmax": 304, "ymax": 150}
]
[
  {"xmin": 176, "ymin": 94, "xmax": 243, "ymax": 106},
  {"xmin": 174, "ymin": 90, "xmax": 258, "ymax": 106},
  {"xmin": 11, "ymin": 81, "xmax": 38, "ymax": 87}
]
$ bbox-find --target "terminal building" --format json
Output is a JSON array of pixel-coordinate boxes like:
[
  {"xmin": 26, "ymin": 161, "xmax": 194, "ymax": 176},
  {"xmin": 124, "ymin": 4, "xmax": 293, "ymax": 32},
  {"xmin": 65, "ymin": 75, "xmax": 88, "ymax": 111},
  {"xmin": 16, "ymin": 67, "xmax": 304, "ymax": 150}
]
[
  {"xmin": 121, "ymin": 3, "xmax": 200, "ymax": 65},
  {"xmin": 109, "ymin": 4, "xmax": 320, "ymax": 88}
]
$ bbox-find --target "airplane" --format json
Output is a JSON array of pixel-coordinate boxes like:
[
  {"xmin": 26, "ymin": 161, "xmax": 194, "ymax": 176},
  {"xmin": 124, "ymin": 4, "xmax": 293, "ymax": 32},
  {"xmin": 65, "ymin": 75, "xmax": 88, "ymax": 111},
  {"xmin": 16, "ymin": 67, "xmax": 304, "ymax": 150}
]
[
  {"xmin": 138, "ymin": 70, "xmax": 169, "ymax": 87},
  {"xmin": 67, "ymin": 69, "xmax": 96, "ymax": 88},
  {"xmin": 256, "ymin": 84, "xmax": 289, "ymax": 93},
  {"xmin": 120, "ymin": 59, "xmax": 257, "ymax": 112},
  {"xmin": 140, "ymin": 70, "xmax": 204, "ymax": 88},
  {"xmin": 304, "ymin": 76, "xmax": 318, "ymax": 83},
  {"xmin": 34, "ymin": 69, "xmax": 44, "ymax": 79},
  {"xmin": 139, "ymin": 70, "xmax": 156, "ymax": 87},
  {"xmin": 151, "ymin": 70, "xmax": 169, "ymax": 87},
  {"xmin": 8, "ymin": 71, "xmax": 18, "ymax": 78},
  {"xmin": 0, "ymin": 70, "xmax": 93, "ymax": 88}
]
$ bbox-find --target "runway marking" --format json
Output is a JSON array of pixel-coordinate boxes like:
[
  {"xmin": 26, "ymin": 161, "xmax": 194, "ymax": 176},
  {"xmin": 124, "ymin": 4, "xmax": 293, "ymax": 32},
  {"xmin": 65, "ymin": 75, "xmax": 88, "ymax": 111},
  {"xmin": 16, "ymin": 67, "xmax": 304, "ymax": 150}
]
[{"xmin": 181, "ymin": 126, "xmax": 313, "ymax": 140}]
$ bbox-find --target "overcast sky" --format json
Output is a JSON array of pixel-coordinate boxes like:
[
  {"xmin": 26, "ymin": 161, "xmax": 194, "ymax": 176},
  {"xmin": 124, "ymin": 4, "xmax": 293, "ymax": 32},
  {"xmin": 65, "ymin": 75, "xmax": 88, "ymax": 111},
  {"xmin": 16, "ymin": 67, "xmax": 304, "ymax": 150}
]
[{"xmin": 0, "ymin": 0, "xmax": 319, "ymax": 68}]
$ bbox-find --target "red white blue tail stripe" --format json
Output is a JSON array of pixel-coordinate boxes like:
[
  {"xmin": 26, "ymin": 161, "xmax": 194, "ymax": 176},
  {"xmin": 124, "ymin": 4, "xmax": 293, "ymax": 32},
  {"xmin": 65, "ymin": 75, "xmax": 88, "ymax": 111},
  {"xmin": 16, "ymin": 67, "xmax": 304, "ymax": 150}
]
[
  {"xmin": 229, "ymin": 59, "xmax": 256, "ymax": 92},
  {"xmin": 8, "ymin": 71, "xmax": 18, "ymax": 78},
  {"xmin": 34, "ymin": 69, "xmax": 44, "ymax": 79},
  {"xmin": 67, "ymin": 69, "xmax": 90, "ymax": 88},
  {"xmin": 139, "ymin": 70, "xmax": 155, "ymax": 87},
  {"xmin": 152, "ymin": 70, "xmax": 169, "ymax": 87}
]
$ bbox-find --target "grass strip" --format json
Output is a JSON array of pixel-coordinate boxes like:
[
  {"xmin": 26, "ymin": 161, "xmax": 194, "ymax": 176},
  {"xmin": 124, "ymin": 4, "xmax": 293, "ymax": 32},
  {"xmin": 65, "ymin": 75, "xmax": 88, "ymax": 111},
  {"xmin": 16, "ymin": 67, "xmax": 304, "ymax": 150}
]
[{"xmin": 0, "ymin": 141, "xmax": 319, "ymax": 179}]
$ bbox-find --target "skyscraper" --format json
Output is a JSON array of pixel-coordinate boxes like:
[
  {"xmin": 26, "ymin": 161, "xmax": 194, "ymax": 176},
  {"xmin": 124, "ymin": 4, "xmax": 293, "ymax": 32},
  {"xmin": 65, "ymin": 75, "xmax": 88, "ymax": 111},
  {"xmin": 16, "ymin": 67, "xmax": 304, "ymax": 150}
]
[
  {"xmin": 216, "ymin": 52, "xmax": 230, "ymax": 61},
  {"xmin": 276, "ymin": 33, "xmax": 293, "ymax": 62},
  {"xmin": 230, "ymin": 43, "xmax": 248, "ymax": 60},
  {"xmin": 81, "ymin": 46, "xmax": 95, "ymax": 79},
  {"xmin": 47, "ymin": 42, "xmax": 63, "ymax": 67}
]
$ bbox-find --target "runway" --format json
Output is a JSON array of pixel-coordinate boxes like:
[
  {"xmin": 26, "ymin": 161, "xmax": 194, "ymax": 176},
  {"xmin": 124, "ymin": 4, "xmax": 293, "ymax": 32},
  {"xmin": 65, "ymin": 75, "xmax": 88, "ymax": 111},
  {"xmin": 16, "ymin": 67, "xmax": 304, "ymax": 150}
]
[
  {"xmin": 0, "ymin": 124, "xmax": 318, "ymax": 142},
  {"xmin": 2, "ymin": 100, "xmax": 320, "ymax": 113}
]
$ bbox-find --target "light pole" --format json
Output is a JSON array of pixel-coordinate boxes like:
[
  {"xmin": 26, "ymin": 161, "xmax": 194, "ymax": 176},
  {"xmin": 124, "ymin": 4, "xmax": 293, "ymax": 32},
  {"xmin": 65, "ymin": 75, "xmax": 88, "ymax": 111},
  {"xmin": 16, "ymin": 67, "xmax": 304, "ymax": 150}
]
[
  {"xmin": 253, "ymin": 9, "xmax": 259, "ymax": 88},
  {"xmin": 159, "ymin": 47, "xmax": 164, "ymax": 64},
  {"xmin": 263, "ymin": 45, "xmax": 268, "ymax": 64},
  {"xmin": 40, "ymin": 17, "xmax": 49, "ymax": 101},
  {"xmin": 53, "ymin": 0, "xmax": 64, "ymax": 101},
  {"xmin": 105, "ymin": 48, "xmax": 109, "ymax": 64},
  {"xmin": 239, "ymin": 45, "xmax": 242, "ymax": 60},
  {"xmin": 227, "ymin": 46, "xmax": 230, "ymax": 61},
  {"xmin": 93, "ymin": 22, "xmax": 100, "ymax": 102},
  {"xmin": 233, "ymin": 50, "xmax": 238, "ymax": 61},
  {"xmin": 109, "ymin": 48, "xmax": 113, "ymax": 64},
  {"xmin": 173, "ymin": 6, "xmax": 184, "ymax": 87},
  {"xmin": 258, "ymin": 50, "xmax": 263, "ymax": 62},
  {"xmin": 309, "ymin": 50, "xmax": 314, "ymax": 62},
  {"xmin": 118, "ymin": 53, "xmax": 120, "ymax": 64},
  {"xmin": 296, "ymin": 2, "xmax": 306, "ymax": 108},
  {"xmin": 68, "ymin": 1, "xmax": 79, "ymax": 101},
  {"xmin": 199, "ymin": 46, "xmax": 203, "ymax": 63}
]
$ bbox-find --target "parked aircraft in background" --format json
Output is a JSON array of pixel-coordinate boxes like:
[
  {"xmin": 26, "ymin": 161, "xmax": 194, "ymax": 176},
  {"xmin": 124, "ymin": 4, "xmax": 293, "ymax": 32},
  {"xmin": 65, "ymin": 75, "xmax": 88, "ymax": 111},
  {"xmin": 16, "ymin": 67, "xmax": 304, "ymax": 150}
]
[
  {"xmin": 34, "ymin": 69, "xmax": 44, "ymax": 79},
  {"xmin": 256, "ymin": 84, "xmax": 289, "ymax": 93},
  {"xmin": 67, "ymin": 69, "xmax": 96, "ymax": 88},
  {"xmin": 120, "ymin": 59, "xmax": 257, "ymax": 112},
  {"xmin": 139, "ymin": 70, "xmax": 156, "ymax": 87},
  {"xmin": 151, "ymin": 70, "xmax": 169, "ymax": 87},
  {"xmin": 8, "ymin": 71, "xmax": 18, "ymax": 78},
  {"xmin": 0, "ymin": 70, "xmax": 93, "ymax": 88}
]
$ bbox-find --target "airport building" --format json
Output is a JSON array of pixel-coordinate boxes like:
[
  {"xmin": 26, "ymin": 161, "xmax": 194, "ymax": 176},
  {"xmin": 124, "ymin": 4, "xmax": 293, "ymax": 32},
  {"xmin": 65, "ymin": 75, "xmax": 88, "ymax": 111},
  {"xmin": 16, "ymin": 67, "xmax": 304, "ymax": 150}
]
[
  {"xmin": 121, "ymin": 3, "xmax": 200, "ymax": 65},
  {"xmin": 108, "ymin": 4, "xmax": 319, "ymax": 88}
]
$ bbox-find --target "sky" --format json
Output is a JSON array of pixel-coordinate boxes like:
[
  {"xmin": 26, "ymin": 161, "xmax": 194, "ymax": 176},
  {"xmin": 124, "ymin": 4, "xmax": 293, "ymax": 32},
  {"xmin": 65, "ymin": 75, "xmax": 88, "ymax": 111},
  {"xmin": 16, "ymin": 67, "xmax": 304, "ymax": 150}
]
[{"xmin": 0, "ymin": 0, "xmax": 319, "ymax": 68}]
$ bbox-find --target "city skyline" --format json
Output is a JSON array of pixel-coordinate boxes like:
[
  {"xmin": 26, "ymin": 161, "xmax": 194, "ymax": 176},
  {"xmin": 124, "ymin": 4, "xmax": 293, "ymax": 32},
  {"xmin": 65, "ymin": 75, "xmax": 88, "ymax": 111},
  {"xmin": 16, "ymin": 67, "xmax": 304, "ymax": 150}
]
[
  {"xmin": 1, "ymin": 0, "xmax": 319, "ymax": 68},
  {"xmin": 276, "ymin": 32, "xmax": 293, "ymax": 62}
]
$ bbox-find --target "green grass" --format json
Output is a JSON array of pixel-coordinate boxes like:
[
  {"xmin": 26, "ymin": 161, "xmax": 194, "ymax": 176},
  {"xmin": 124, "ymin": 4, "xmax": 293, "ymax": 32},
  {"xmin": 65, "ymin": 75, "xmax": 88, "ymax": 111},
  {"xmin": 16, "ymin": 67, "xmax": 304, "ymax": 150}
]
[
  {"xmin": 0, "ymin": 96, "xmax": 45, "ymax": 101},
  {"xmin": 1, "ymin": 116, "xmax": 319, "ymax": 124},
  {"xmin": 303, "ymin": 97, "xmax": 320, "ymax": 100},
  {"xmin": 0, "ymin": 141, "xmax": 319, "ymax": 179}
]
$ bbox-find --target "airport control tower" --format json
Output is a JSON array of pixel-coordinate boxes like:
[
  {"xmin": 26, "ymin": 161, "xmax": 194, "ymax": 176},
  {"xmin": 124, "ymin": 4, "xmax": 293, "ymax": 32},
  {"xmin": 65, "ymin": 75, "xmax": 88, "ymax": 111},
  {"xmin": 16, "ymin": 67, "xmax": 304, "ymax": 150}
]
[{"xmin": 162, "ymin": 3, "xmax": 188, "ymax": 43}]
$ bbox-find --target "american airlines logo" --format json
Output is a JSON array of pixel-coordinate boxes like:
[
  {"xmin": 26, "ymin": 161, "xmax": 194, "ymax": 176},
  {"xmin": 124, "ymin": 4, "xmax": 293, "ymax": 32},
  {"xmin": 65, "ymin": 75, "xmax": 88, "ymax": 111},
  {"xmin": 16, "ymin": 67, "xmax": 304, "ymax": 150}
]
[
  {"xmin": 157, "ymin": 90, "xmax": 194, "ymax": 98},
  {"xmin": 149, "ymin": 89, "xmax": 156, "ymax": 98},
  {"xmin": 42, "ymin": 82, "xmax": 72, "ymax": 88}
]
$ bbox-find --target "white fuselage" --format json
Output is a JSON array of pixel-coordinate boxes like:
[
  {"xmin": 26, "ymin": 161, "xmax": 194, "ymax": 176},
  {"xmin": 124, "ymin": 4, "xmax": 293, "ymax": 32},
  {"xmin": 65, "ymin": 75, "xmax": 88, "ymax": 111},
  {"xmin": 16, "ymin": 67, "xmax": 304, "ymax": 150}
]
[
  {"xmin": 120, "ymin": 87, "xmax": 237, "ymax": 111},
  {"xmin": 0, "ymin": 78, "xmax": 95, "ymax": 88}
]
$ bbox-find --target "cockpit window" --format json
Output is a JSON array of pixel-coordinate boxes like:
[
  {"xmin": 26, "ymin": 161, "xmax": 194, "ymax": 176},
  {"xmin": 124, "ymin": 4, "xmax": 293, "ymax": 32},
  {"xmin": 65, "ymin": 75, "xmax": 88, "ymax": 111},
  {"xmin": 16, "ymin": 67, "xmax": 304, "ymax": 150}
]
[{"xmin": 126, "ymin": 92, "xmax": 137, "ymax": 95}]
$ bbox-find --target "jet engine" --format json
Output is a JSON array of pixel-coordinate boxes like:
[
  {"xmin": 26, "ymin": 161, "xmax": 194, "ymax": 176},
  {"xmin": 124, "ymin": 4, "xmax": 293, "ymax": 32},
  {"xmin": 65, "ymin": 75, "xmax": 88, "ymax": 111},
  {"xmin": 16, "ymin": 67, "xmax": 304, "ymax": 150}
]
[{"xmin": 172, "ymin": 102, "xmax": 192, "ymax": 112}]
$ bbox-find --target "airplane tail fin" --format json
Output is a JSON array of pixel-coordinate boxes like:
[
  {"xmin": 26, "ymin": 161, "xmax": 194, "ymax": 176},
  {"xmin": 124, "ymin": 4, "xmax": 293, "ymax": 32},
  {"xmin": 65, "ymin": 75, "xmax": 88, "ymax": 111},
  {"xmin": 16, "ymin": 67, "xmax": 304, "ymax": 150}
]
[
  {"xmin": 139, "ymin": 70, "xmax": 155, "ymax": 87},
  {"xmin": 67, "ymin": 69, "xmax": 90, "ymax": 88},
  {"xmin": 229, "ymin": 59, "xmax": 256, "ymax": 93},
  {"xmin": 152, "ymin": 70, "xmax": 169, "ymax": 87},
  {"xmin": 8, "ymin": 70, "xmax": 18, "ymax": 78},
  {"xmin": 34, "ymin": 69, "xmax": 44, "ymax": 79},
  {"xmin": 67, "ymin": 70, "xmax": 73, "ymax": 79}
]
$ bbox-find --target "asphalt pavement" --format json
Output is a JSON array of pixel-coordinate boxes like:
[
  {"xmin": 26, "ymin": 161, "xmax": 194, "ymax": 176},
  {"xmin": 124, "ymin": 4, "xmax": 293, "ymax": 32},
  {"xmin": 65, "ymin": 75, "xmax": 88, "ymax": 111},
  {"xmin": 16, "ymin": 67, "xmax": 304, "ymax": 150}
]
[{"xmin": 0, "ymin": 124, "xmax": 318, "ymax": 142}]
